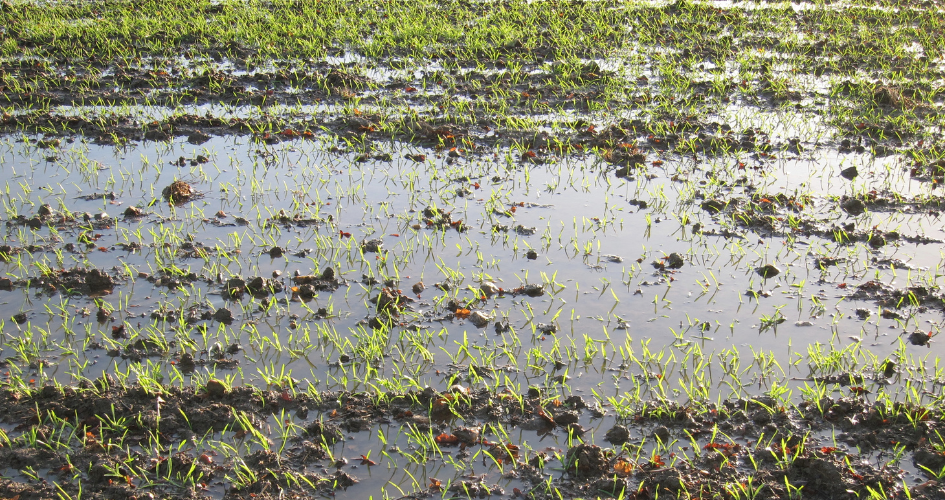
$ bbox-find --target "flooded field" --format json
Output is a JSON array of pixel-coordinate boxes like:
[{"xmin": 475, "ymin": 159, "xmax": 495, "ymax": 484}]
[{"xmin": 1, "ymin": 0, "xmax": 945, "ymax": 498}]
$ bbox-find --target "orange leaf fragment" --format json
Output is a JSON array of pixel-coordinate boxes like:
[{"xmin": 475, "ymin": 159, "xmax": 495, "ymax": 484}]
[
  {"xmin": 614, "ymin": 459, "xmax": 634, "ymax": 474},
  {"xmin": 435, "ymin": 433, "xmax": 460, "ymax": 445}
]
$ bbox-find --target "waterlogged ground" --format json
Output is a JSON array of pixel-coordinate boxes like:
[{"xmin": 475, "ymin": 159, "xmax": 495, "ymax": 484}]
[{"xmin": 1, "ymin": 0, "xmax": 945, "ymax": 498}]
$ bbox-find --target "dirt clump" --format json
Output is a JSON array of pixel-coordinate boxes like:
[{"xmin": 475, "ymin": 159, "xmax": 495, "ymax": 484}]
[
  {"xmin": 204, "ymin": 379, "xmax": 228, "ymax": 397},
  {"xmin": 755, "ymin": 264, "xmax": 781, "ymax": 279},
  {"xmin": 305, "ymin": 420, "xmax": 344, "ymax": 445},
  {"xmin": 564, "ymin": 443, "xmax": 609, "ymax": 477},
  {"xmin": 840, "ymin": 196, "xmax": 867, "ymax": 215},
  {"xmin": 361, "ymin": 238, "xmax": 383, "ymax": 253},
  {"xmin": 213, "ymin": 307, "xmax": 233, "ymax": 323},
  {"xmin": 605, "ymin": 424, "xmax": 630, "ymax": 444},
  {"xmin": 28, "ymin": 267, "xmax": 118, "ymax": 295},
  {"xmin": 162, "ymin": 180, "xmax": 195, "ymax": 202},
  {"xmin": 292, "ymin": 267, "xmax": 342, "ymax": 298},
  {"xmin": 373, "ymin": 287, "xmax": 412, "ymax": 313}
]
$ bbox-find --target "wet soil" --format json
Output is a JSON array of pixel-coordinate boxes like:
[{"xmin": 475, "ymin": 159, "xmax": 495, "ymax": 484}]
[
  {"xmin": 2, "ymin": 0, "xmax": 945, "ymax": 498},
  {"xmin": 0, "ymin": 383, "xmax": 940, "ymax": 499}
]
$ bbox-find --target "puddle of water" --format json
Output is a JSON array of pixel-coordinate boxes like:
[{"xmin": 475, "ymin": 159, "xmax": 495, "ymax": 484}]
[{"xmin": 0, "ymin": 133, "xmax": 940, "ymax": 405}]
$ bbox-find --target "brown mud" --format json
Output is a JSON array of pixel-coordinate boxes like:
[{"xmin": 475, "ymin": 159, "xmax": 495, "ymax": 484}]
[{"xmin": 0, "ymin": 383, "xmax": 940, "ymax": 499}]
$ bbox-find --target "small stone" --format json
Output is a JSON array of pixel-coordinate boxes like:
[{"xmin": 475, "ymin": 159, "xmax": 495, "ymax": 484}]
[
  {"xmin": 411, "ymin": 281, "xmax": 425, "ymax": 295},
  {"xmin": 12, "ymin": 312, "xmax": 27, "ymax": 324},
  {"xmin": 526, "ymin": 249, "xmax": 538, "ymax": 260},
  {"xmin": 469, "ymin": 311, "xmax": 492, "ymax": 328},
  {"xmin": 480, "ymin": 281, "xmax": 499, "ymax": 297},
  {"xmin": 840, "ymin": 166, "xmax": 858, "ymax": 180},
  {"xmin": 268, "ymin": 246, "xmax": 284, "ymax": 258}
]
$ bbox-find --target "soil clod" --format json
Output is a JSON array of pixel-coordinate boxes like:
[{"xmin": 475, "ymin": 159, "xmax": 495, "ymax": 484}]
[
  {"xmin": 162, "ymin": 180, "xmax": 194, "ymax": 203},
  {"xmin": 755, "ymin": 264, "xmax": 781, "ymax": 279}
]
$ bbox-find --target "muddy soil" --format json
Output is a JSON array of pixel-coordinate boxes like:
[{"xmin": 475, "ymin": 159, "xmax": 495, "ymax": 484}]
[
  {"xmin": 2, "ymin": 0, "xmax": 945, "ymax": 498},
  {"xmin": 0, "ymin": 383, "xmax": 939, "ymax": 499}
]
